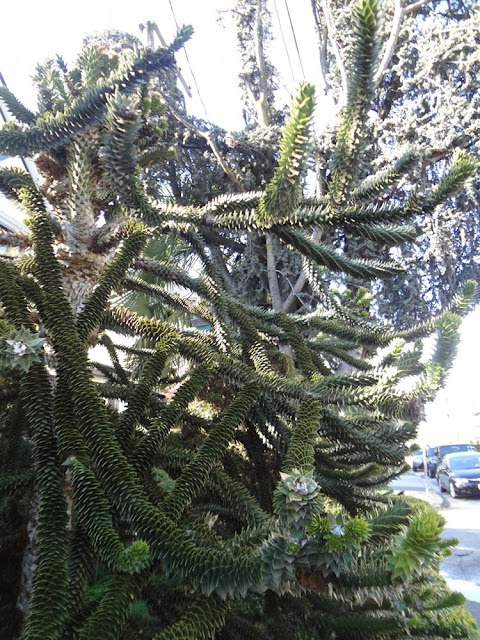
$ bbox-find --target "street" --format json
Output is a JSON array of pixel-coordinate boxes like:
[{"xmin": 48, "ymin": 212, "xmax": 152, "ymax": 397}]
[{"xmin": 390, "ymin": 470, "xmax": 480, "ymax": 626}]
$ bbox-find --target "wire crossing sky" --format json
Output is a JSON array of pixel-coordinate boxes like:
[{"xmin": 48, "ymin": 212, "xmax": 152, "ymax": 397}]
[{"xmin": 0, "ymin": 0, "xmax": 320, "ymax": 131}]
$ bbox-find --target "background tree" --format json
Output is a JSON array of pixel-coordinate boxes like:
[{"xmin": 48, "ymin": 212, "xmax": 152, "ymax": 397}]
[
  {"xmin": 133, "ymin": 0, "xmax": 480, "ymax": 326},
  {"xmin": 0, "ymin": 1, "xmax": 479, "ymax": 639},
  {"xmin": 309, "ymin": 0, "xmax": 480, "ymax": 324}
]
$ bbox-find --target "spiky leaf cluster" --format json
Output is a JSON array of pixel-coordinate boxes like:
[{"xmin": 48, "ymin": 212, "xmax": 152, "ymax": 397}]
[{"xmin": 0, "ymin": 1, "xmax": 477, "ymax": 638}]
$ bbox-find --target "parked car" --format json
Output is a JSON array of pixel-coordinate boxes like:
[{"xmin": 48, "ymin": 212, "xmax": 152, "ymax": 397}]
[
  {"xmin": 426, "ymin": 443, "xmax": 475, "ymax": 478},
  {"xmin": 412, "ymin": 446, "xmax": 434, "ymax": 472},
  {"xmin": 411, "ymin": 450, "xmax": 424, "ymax": 471},
  {"xmin": 437, "ymin": 451, "xmax": 480, "ymax": 498}
]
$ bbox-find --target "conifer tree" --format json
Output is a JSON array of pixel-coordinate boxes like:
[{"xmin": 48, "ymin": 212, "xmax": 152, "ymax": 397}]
[{"xmin": 0, "ymin": 1, "xmax": 478, "ymax": 639}]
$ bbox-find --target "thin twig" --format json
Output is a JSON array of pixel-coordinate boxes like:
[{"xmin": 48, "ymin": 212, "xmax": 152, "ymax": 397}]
[
  {"xmin": 310, "ymin": 0, "xmax": 331, "ymax": 94},
  {"xmin": 254, "ymin": 0, "xmax": 271, "ymax": 127},
  {"xmin": 166, "ymin": 102, "xmax": 244, "ymax": 190},
  {"xmin": 321, "ymin": 0, "xmax": 348, "ymax": 103},
  {"xmin": 375, "ymin": 0, "xmax": 431, "ymax": 87},
  {"xmin": 375, "ymin": 0, "xmax": 404, "ymax": 87},
  {"xmin": 404, "ymin": 0, "xmax": 431, "ymax": 15},
  {"xmin": 282, "ymin": 271, "xmax": 308, "ymax": 312},
  {"xmin": 266, "ymin": 233, "xmax": 283, "ymax": 311}
]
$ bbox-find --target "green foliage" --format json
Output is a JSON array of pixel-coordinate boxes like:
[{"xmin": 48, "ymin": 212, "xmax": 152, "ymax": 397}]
[
  {"xmin": 0, "ymin": 328, "xmax": 45, "ymax": 373},
  {"xmin": 0, "ymin": 2, "xmax": 477, "ymax": 638},
  {"xmin": 167, "ymin": 24, "xmax": 195, "ymax": 54},
  {"xmin": 256, "ymin": 82, "xmax": 315, "ymax": 226},
  {"xmin": 329, "ymin": 0, "xmax": 380, "ymax": 203},
  {"xmin": 388, "ymin": 503, "xmax": 445, "ymax": 581}
]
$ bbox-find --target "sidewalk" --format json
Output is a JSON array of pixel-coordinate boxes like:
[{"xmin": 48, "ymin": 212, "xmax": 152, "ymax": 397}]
[
  {"xmin": 390, "ymin": 472, "xmax": 480, "ymax": 628},
  {"xmin": 389, "ymin": 470, "xmax": 444, "ymax": 509}
]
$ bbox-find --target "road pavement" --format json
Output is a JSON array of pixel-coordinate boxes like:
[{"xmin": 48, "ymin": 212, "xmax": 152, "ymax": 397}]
[{"xmin": 390, "ymin": 470, "xmax": 480, "ymax": 626}]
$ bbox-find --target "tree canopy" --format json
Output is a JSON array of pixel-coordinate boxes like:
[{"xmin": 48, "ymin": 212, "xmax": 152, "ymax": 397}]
[{"xmin": 0, "ymin": 1, "xmax": 478, "ymax": 638}]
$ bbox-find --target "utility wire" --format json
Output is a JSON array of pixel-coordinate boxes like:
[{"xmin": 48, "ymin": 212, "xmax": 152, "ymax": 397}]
[
  {"xmin": 273, "ymin": 0, "xmax": 297, "ymax": 86},
  {"xmin": 168, "ymin": 0, "xmax": 210, "ymax": 121},
  {"xmin": 284, "ymin": 0, "xmax": 306, "ymax": 79}
]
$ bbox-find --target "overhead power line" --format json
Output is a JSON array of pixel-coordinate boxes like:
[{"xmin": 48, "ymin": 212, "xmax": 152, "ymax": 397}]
[
  {"xmin": 284, "ymin": 0, "xmax": 306, "ymax": 79},
  {"xmin": 167, "ymin": 0, "xmax": 210, "ymax": 121},
  {"xmin": 273, "ymin": 0, "xmax": 297, "ymax": 86}
]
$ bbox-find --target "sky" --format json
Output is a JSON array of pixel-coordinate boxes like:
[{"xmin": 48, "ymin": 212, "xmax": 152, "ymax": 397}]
[
  {"xmin": 1, "ymin": 0, "xmax": 479, "ymax": 446},
  {"xmin": 0, "ymin": 0, "xmax": 323, "ymax": 131}
]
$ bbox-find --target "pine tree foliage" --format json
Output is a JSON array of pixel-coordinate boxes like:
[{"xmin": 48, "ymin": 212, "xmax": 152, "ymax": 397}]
[
  {"xmin": 0, "ymin": 1, "xmax": 478, "ymax": 638},
  {"xmin": 310, "ymin": 0, "xmax": 480, "ymax": 324}
]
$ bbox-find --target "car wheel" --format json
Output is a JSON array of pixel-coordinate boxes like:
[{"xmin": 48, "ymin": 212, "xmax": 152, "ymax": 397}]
[
  {"xmin": 438, "ymin": 476, "xmax": 446, "ymax": 493},
  {"xmin": 449, "ymin": 481, "xmax": 459, "ymax": 499}
]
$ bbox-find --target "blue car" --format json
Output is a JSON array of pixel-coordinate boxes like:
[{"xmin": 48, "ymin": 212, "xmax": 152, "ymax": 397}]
[
  {"xmin": 426, "ymin": 443, "xmax": 475, "ymax": 478},
  {"xmin": 437, "ymin": 451, "xmax": 480, "ymax": 498}
]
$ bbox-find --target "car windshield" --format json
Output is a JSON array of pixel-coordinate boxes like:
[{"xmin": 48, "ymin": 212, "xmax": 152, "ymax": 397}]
[
  {"xmin": 450, "ymin": 455, "xmax": 480, "ymax": 471},
  {"xmin": 439, "ymin": 444, "xmax": 473, "ymax": 457}
]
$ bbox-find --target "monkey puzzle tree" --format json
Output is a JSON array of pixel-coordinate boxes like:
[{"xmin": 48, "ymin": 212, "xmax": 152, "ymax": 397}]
[
  {"xmin": 309, "ymin": 0, "xmax": 480, "ymax": 324},
  {"xmin": 0, "ymin": 1, "xmax": 478, "ymax": 639}
]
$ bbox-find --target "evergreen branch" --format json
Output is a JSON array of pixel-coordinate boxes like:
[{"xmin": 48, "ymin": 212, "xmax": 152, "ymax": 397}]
[
  {"xmin": 123, "ymin": 275, "xmax": 216, "ymax": 330},
  {"xmin": 226, "ymin": 298, "xmax": 276, "ymax": 375},
  {"xmin": 132, "ymin": 257, "xmax": 212, "ymax": 299},
  {"xmin": 329, "ymin": 0, "xmax": 380, "ymax": 203},
  {"xmin": 283, "ymin": 398, "xmax": 321, "ymax": 473},
  {"xmin": 317, "ymin": 409, "xmax": 412, "ymax": 465},
  {"xmin": 276, "ymin": 228, "xmax": 403, "ymax": 279},
  {"xmin": 388, "ymin": 505, "xmax": 444, "ymax": 580},
  {"xmin": 0, "ymin": 86, "xmax": 37, "ymax": 124},
  {"xmin": 275, "ymin": 313, "xmax": 318, "ymax": 378},
  {"xmin": 0, "ymin": 166, "xmax": 37, "ymax": 204},
  {"xmin": 167, "ymin": 24, "xmax": 194, "ymax": 53},
  {"xmin": 133, "ymin": 363, "xmax": 216, "ymax": 475},
  {"xmin": 98, "ymin": 333, "xmax": 131, "ymax": 385},
  {"xmin": 351, "ymin": 147, "xmax": 418, "ymax": 201},
  {"xmin": 342, "ymin": 221, "xmax": 417, "ymax": 245},
  {"xmin": 309, "ymin": 339, "xmax": 373, "ymax": 372},
  {"xmin": 18, "ymin": 275, "xmax": 261, "ymax": 601},
  {"xmin": 203, "ymin": 191, "xmax": 262, "ymax": 217},
  {"xmin": 153, "ymin": 594, "xmax": 230, "ymax": 640},
  {"xmin": 78, "ymin": 572, "xmax": 146, "ymax": 640},
  {"xmin": 65, "ymin": 528, "xmax": 98, "ymax": 625},
  {"xmin": 54, "ymin": 365, "xmax": 90, "ymax": 460},
  {"xmin": 21, "ymin": 366, "xmax": 68, "ymax": 640},
  {"xmin": 0, "ymin": 260, "xmax": 35, "ymax": 329},
  {"xmin": 210, "ymin": 467, "xmax": 270, "ymax": 527},
  {"xmin": 426, "ymin": 149, "xmax": 478, "ymax": 209},
  {"xmin": 256, "ymin": 83, "xmax": 315, "ymax": 226},
  {"xmin": 0, "ymin": 48, "xmax": 175, "ymax": 156},
  {"xmin": 69, "ymin": 457, "xmax": 150, "ymax": 573},
  {"xmin": 163, "ymin": 384, "xmax": 259, "ymax": 521},
  {"xmin": 116, "ymin": 337, "xmax": 178, "ymax": 451},
  {"xmin": 76, "ymin": 225, "xmax": 148, "ymax": 339},
  {"xmin": 102, "ymin": 91, "xmax": 159, "ymax": 224}
]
